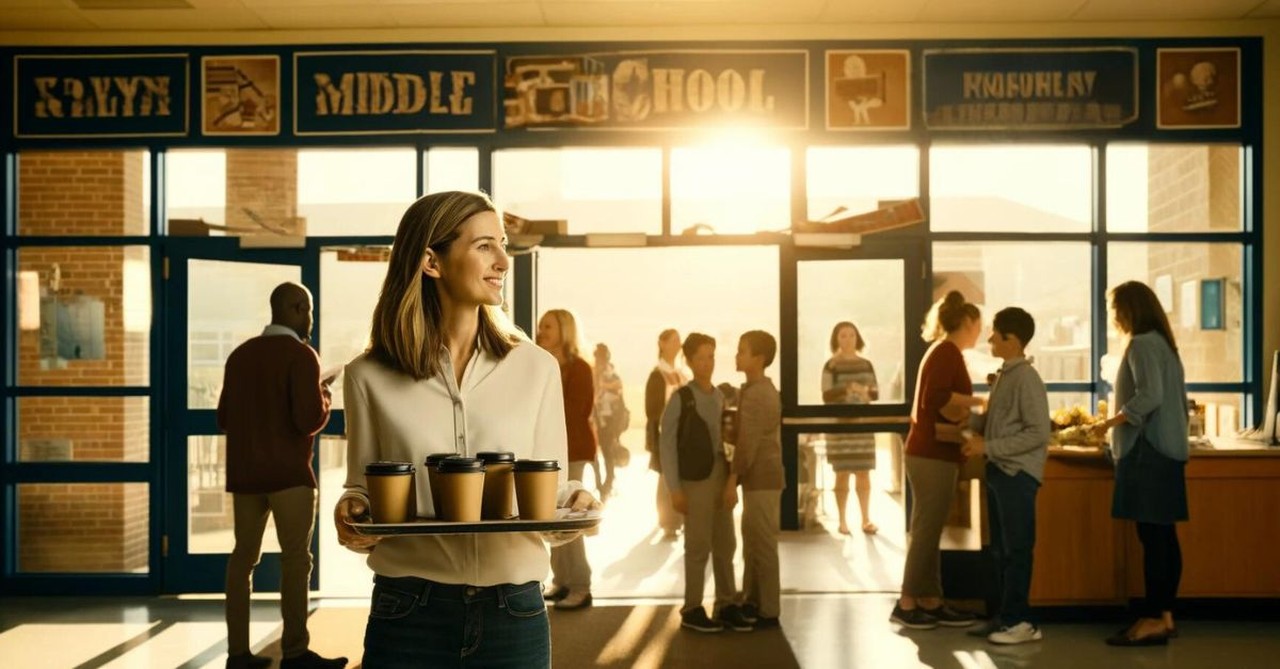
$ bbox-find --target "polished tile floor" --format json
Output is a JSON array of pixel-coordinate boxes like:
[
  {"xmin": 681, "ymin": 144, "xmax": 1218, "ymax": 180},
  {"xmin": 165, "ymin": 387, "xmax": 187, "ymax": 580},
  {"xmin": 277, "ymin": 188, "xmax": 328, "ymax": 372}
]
[{"xmin": 2, "ymin": 593, "xmax": 1279, "ymax": 668}]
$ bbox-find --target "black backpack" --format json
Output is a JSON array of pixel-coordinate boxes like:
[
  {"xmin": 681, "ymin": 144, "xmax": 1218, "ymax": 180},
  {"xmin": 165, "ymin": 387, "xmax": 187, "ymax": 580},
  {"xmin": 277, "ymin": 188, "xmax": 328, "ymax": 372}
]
[{"xmin": 676, "ymin": 386, "xmax": 715, "ymax": 481}]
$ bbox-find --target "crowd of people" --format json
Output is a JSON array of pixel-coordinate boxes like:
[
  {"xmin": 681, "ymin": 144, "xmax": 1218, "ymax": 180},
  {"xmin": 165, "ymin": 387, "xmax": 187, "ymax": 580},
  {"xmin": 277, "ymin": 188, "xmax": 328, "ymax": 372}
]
[{"xmin": 217, "ymin": 190, "xmax": 1192, "ymax": 668}]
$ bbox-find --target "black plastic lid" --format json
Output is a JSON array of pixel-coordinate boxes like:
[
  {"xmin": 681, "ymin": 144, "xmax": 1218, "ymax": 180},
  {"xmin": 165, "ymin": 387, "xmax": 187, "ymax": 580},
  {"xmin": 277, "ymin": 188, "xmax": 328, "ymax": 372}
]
[
  {"xmin": 513, "ymin": 459, "xmax": 560, "ymax": 473},
  {"xmin": 365, "ymin": 461, "xmax": 414, "ymax": 475},
  {"xmin": 436, "ymin": 456, "xmax": 485, "ymax": 474},
  {"xmin": 476, "ymin": 451, "xmax": 516, "ymax": 464},
  {"xmin": 424, "ymin": 452, "xmax": 456, "ymax": 466}
]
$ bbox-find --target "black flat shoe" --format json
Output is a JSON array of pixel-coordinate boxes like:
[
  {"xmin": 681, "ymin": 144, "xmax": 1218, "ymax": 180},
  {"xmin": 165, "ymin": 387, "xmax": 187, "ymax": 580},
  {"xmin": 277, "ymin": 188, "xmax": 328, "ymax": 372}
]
[
  {"xmin": 543, "ymin": 585, "xmax": 569, "ymax": 602},
  {"xmin": 1105, "ymin": 631, "xmax": 1169, "ymax": 646}
]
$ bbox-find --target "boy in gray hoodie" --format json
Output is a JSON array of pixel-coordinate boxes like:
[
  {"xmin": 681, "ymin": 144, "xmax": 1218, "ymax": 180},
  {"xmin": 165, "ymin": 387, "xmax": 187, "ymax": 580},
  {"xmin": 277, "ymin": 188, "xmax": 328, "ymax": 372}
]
[{"xmin": 962, "ymin": 307, "xmax": 1051, "ymax": 645}]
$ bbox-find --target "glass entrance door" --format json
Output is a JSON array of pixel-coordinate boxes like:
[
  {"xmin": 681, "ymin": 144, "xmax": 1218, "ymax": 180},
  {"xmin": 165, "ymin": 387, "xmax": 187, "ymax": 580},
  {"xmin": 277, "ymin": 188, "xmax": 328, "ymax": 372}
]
[{"xmin": 162, "ymin": 239, "xmax": 310, "ymax": 593}]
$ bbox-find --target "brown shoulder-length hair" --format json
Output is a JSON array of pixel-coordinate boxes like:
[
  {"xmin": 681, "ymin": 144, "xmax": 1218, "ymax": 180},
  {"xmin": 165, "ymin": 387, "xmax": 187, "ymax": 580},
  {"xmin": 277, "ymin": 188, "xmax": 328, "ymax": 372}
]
[
  {"xmin": 1110, "ymin": 280, "xmax": 1178, "ymax": 353},
  {"xmin": 368, "ymin": 191, "xmax": 522, "ymax": 380},
  {"xmin": 921, "ymin": 290, "xmax": 980, "ymax": 342}
]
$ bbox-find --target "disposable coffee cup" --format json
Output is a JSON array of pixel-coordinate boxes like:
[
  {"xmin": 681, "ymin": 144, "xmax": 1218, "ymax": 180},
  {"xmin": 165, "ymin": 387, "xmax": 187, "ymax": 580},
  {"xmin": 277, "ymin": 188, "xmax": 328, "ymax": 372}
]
[
  {"xmin": 423, "ymin": 453, "xmax": 455, "ymax": 519},
  {"xmin": 514, "ymin": 459, "xmax": 560, "ymax": 521},
  {"xmin": 477, "ymin": 451, "xmax": 517, "ymax": 520},
  {"xmin": 365, "ymin": 461, "xmax": 416, "ymax": 524},
  {"xmin": 435, "ymin": 457, "xmax": 486, "ymax": 522}
]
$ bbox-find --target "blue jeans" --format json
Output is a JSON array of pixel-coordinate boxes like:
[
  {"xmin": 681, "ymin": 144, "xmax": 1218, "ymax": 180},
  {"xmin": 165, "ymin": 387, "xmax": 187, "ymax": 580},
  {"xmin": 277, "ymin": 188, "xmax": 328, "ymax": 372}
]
[
  {"xmin": 362, "ymin": 575, "xmax": 550, "ymax": 669},
  {"xmin": 985, "ymin": 462, "xmax": 1040, "ymax": 627}
]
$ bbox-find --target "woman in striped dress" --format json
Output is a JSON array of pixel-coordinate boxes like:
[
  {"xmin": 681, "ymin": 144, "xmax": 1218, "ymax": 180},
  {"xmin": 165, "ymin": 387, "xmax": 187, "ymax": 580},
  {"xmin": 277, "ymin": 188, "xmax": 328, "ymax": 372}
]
[{"xmin": 822, "ymin": 321, "xmax": 880, "ymax": 535}]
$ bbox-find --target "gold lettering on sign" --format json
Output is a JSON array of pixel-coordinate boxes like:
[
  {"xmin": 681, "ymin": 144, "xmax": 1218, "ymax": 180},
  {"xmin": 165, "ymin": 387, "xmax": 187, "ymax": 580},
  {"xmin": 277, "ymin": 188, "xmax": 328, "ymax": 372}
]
[
  {"xmin": 313, "ymin": 70, "xmax": 476, "ymax": 117},
  {"xmin": 33, "ymin": 75, "xmax": 172, "ymax": 119}
]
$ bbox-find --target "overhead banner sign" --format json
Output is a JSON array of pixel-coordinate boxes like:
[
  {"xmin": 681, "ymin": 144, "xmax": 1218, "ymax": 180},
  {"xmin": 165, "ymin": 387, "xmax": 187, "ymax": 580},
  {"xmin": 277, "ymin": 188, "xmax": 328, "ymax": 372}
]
[
  {"xmin": 923, "ymin": 48, "xmax": 1138, "ymax": 130},
  {"xmin": 503, "ymin": 50, "xmax": 809, "ymax": 130},
  {"xmin": 294, "ymin": 51, "xmax": 497, "ymax": 135},
  {"xmin": 14, "ymin": 54, "xmax": 189, "ymax": 138}
]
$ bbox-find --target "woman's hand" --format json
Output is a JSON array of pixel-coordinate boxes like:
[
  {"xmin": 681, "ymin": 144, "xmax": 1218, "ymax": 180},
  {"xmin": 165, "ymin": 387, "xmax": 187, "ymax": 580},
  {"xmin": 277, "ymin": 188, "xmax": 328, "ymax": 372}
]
[
  {"xmin": 334, "ymin": 497, "xmax": 381, "ymax": 551},
  {"xmin": 722, "ymin": 484, "xmax": 739, "ymax": 510},
  {"xmin": 566, "ymin": 489, "xmax": 603, "ymax": 513}
]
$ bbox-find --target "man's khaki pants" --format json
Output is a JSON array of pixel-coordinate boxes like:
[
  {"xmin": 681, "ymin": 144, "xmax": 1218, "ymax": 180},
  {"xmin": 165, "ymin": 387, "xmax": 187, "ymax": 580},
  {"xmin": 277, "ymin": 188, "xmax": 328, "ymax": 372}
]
[
  {"xmin": 681, "ymin": 457, "xmax": 737, "ymax": 614},
  {"xmin": 226, "ymin": 486, "xmax": 316, "ymax": 658},
  {"xmin": 741, "ymin": 489, "xmax": 782, "ymax": 618}
]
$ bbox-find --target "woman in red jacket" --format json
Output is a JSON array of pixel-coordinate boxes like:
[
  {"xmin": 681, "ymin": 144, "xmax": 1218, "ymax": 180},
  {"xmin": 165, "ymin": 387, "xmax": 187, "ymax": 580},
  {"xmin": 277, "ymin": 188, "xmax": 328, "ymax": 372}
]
[
  {"xmin": 537, "ymin": 308, "xmax": 597, "ymax": 610},
  {"xmin": 891, "ymin": 290, "xmax": 985, "ymax": 630}
]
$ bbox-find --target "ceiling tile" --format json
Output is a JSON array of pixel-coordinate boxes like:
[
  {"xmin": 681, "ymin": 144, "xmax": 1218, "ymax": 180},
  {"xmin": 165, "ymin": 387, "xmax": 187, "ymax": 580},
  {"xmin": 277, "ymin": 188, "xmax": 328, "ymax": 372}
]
[
  {"xmin": 917, "ymin": 0, "xmax": 1086, "ymax": 23},
  {"xmin": 386, "ymin": 3, "xmax": 545, "ymax": 27},
  {"xmin": 541, "ymin": 0, "xmax": 826, "ymax": 26},
  {"xmin": 1072, "ymin": 0, "xmax": 1261, "ymax": 20},
  {"xmin": 819, "ymin": 0, "xmax": 928, "ymax": 23},
  {"xmin": 236, "ymin": 0, "xmax": 394, "ymax": 8},
  {"xmin": 252, "ymin": 6, "xmax": 400, "ymax": 28},
  {"xmin": 1249, "ymin": 0, "xmax": 1280, "ymax": 16},
  {"xmin": 0, "ymin": 8, "xmax": 98, "ymax": 30},
  {"xmin": 82, "ymin": 7, "xmax": 271, "ymax": 29},
  {"xmin": 3, "ymin": 0, "xmax": 77, "ymax": 9}
]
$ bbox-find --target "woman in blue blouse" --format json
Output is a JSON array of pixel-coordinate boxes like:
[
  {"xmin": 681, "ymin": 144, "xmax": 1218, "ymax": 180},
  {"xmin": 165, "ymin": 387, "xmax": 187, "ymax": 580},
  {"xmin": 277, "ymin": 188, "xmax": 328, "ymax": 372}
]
[{"xmin": 1094, "ymin": 280, "xmax": 1189, "ymax": 647}]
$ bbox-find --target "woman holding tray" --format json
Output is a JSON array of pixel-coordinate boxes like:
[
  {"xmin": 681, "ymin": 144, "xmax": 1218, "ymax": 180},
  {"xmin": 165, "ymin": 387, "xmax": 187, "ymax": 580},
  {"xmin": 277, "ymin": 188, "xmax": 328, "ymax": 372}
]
[{"xmin": 333, "ymin": 191, "xmax": 599, "ymax": 669}]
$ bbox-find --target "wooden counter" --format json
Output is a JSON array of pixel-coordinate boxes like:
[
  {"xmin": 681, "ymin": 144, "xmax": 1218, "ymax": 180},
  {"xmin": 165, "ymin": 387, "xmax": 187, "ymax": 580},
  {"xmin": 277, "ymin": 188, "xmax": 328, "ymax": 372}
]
[{"xmin": 1028, "ymin": 442, "xmax": 1280, "ymax": 605}]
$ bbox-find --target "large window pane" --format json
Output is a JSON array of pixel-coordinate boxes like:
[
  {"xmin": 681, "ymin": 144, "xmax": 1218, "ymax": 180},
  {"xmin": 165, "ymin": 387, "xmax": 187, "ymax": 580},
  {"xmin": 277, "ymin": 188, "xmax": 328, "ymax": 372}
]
[
  {"xmin": 672, "ymin": 145, "xmax": 790, "ymax": 234},
  {"xmin": 797, "ymin": 259, "xmax": 906, "ymax": 405},
  {"xmin": 167, "ymin": 148, "xmax": 415, "ymax": 237},
  {"xmin": 187, "ymin": 259, "xmax": 301, "ymax": 408},
  {"xmin": 187, "ymin": 436, "xmax": 279, "ymax": 554},
  {"xmin": 18, "ymin": 149, "xmax": 150, "ymax": 236},
  {"xmin": 18, "ymin": 483, "xmax": 149, "ymax": 573},
  {"xmin": 18, "ymin": 397, "xmax": 149, "ymax": 462},
  {"xmin": 536, "ymin": 247, "xmax": 779, "ymax": 427},
  {"xmin": 807, "ymin": 146, "xmax": 919, "ymax": 221},
  {"xmin": 15, "ymin": 246, "xmax": 151, "ymax": 386},
  {"xmin": 933, "ymin": 242, "xmax": 1092, "ymax": 383},
  {"xmin": 426, "ymin": 147, "xmax": 480, "ymax": 194},
  {"xmin": 494, "ymin": 148, "xmax": 662, "ymax": 235},
  {"xmin": 930, "ymin": 145, "xmax": 1092, "ymax": 232},
  {"xmin": 1106, "ymin": 243, "xmax": 1242, "ymax": 383},
  {"xmin": 319, "ymin": 248, "xmax": 388, "ymax": 410},
  {"xmin": 1107, "ymin": 144, "xmax": 1242, "ymax": 232}
]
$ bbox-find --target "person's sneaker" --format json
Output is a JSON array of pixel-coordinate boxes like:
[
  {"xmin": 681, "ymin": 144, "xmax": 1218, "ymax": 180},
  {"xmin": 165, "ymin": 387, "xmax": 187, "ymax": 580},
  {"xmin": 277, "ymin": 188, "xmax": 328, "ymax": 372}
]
[
  {"xmin": 226, "ymin": 653, "xmax": 271, "ymax": 669},
  {"xmin": 716, "ymin": 605, "xmax": 754, "ymax": 632},
  {"xmin": 890, "ymin": 604, "xmax": 939, "ymax": 630},
  {"xmin": 967, "ymin": 618, "xmax": 1001, "ymax": 638},
  {"xmin": 739, "ymin": 602, "xmax": 760, "ymax": 624},
  {"xmin": 752, "ymin": 616, "xmax": 781, "ymax": 630},
  {"xmin": 280, "ymin": 650, "xmax": 348, "ymax": 669},
  {"xmin": 988, "ymin": 622, "xmax": 1043, "ymax": 645},
  {"xmin": 922, "ymin": 605, "xmax": 976, "ymax": 627},
  {"xmin": 680, "ymin": 607, "xmax": 725, "ymax": 633}
]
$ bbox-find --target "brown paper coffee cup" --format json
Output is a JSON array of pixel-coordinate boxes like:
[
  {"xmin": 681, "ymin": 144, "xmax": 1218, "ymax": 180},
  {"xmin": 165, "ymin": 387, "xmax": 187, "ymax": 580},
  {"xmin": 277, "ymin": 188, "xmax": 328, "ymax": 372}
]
[
  {"xmin": 478, "ymin": 451, "xmax": 516, "ymax": 520},
  {"xmin": 435, "ymin": 457, "xmax": 486, "ymax": 522},
  {"xmin": 424, "ymin": 453, "xmax": 455, "ymax": 519},
  {"xmin": 514, "ymin": 459, "xmax": 560, "ymax": 520},
  {"xmin": 365, "ymin": 461, "xmax": 416, "ymax": 524}
]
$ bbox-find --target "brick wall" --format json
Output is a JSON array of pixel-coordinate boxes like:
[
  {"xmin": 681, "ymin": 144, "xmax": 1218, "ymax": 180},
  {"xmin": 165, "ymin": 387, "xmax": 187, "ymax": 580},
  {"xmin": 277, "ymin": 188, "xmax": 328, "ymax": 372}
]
[
  {"xmin": 226, "ymin": 149, "xmax": 302, "ymax": 235},
  {"xmin": 1146, "ymin": 145, "xmax": 1241, "ymax": 383},
  {"xmin": 15, "ymin": 150, "xmax": 150, "ymax": 573}
]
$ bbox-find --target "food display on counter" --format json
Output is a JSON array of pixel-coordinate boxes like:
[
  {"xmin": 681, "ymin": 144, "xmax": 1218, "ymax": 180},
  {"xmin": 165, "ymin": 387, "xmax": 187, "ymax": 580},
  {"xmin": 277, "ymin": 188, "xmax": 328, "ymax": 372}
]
[{"xmin": 1050, "ymin": 404, "xmax": 1107, "ymax": 447}]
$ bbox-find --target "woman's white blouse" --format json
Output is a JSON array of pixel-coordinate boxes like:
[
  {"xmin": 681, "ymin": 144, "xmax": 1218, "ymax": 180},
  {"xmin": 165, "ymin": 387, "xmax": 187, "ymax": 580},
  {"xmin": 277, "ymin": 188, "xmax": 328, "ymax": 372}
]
[{"xmin": 340, "ymin": 341, "xmax": 579, "ymax": 586}]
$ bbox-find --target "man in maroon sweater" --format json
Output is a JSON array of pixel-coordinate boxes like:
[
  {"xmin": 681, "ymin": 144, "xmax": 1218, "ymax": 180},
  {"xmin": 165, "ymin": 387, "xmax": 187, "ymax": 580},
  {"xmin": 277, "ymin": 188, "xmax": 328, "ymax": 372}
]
[{"xmin": 217, "ymin": 282, "xmax": 344, "ymax": 669}]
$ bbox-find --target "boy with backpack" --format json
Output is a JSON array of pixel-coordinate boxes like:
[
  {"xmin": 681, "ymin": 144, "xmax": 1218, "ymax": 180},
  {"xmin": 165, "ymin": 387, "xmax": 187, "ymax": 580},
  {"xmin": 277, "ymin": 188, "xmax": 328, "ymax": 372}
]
[{"xmin": 659, "ymin": 332, "xmax": 750, "ymax": 633}]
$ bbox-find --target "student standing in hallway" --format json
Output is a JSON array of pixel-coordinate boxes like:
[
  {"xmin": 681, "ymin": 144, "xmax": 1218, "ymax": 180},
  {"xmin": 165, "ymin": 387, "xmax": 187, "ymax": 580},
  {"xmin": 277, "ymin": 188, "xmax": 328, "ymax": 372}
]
[
  {"xmin": 661, "ymin": 333, "xmax": 751, "ymax": 633},
  {"xmin": 538, "ymin": 308, "xmax": 596, "ymax": 610},
  {"xmin": 891, "ymin": 290, "xmax": 984, "ymax": 630},
  {"xmin": 723, "ymin": 330, "xmax": 785, "ymax": 630},
  {"xmin": 218, "ymin": 282, "xmax": 345, "ymax": 669},
  {"xmin": 962, "ymin": 307, "xmax": 1051, "ymax": 645},
  {"xmin": 646, "ymin": 328, "xmax": 687, "ymax": 540}
]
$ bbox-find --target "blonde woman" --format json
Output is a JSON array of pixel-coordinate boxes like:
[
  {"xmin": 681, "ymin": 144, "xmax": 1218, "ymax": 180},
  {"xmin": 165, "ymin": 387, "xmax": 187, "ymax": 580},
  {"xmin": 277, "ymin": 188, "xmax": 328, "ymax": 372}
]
[
  {"xmin": 537, "ymin": 308, "xmax": 597, "ymax": 610},
  {"xmin": 333, "ymin": 191, "xmax": 598, "ymax": 668},
  {"xmin": 891, "ymin": 290, "xmax": 984, "ymax": 630}
]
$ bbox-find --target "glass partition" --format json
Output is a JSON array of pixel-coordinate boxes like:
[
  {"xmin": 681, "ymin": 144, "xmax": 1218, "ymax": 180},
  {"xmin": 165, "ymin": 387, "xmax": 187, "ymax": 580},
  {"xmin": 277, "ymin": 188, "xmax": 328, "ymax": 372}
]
[
  {"xmin": 494, "ymin": 147, "xmax": 662, "ymax": 235},
  {"xmin": 1107, "ymin": 143, "xmax": 1242, "ymax": 232},
  {"xmin": 930, "ymin": 144, "xmax": 1092, "ymax": 233}
]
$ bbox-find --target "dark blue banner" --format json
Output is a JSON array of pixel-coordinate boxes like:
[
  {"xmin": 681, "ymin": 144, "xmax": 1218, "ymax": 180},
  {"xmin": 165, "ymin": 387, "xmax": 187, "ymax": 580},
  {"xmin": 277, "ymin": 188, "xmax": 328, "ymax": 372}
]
[
  {"xmin": 15, "ymin": 54, "xmax": 189, "ymax": 138},
  {"xmin": 923, "ymin": 48, "xmax": 1138, "ymax": 130},
  {"xmin": 294, "ymin": 51, "xmax": 497, "ymax": 135},
  {"xmin": 503, "ymin": 50, "xmax": 809, "ymax": 130}
]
